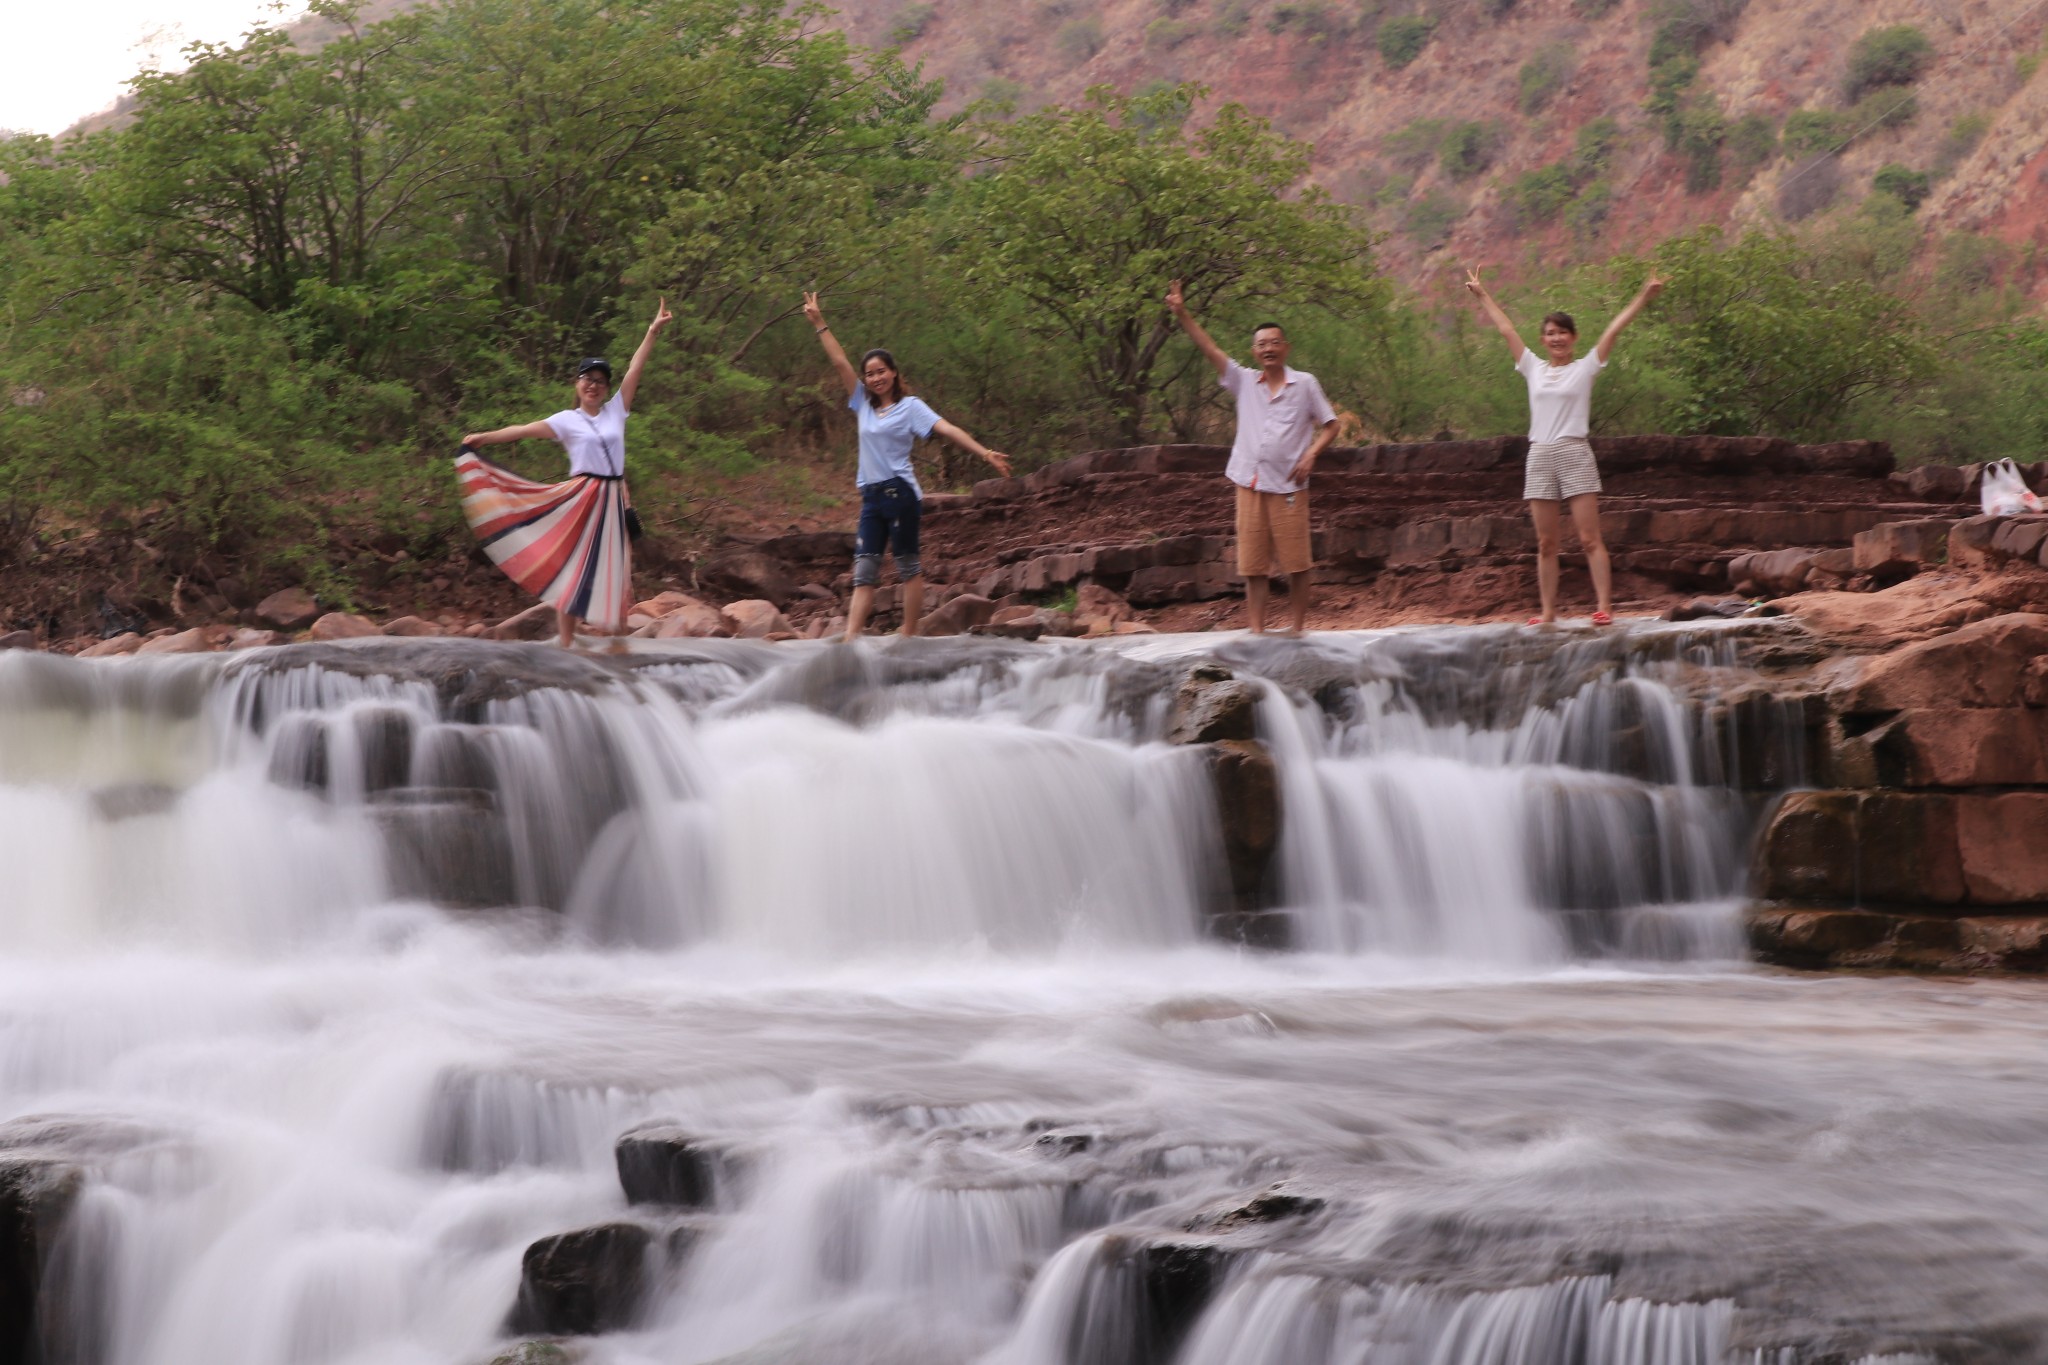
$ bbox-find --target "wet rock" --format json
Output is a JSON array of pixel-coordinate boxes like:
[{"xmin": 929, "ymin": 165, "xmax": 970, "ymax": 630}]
[
  {"xmin": 1077, "ymin": 582, "xmax": 1135, "ymax": 625},
  {"xmin": 487, "ymin": 1343, "xmax": 576, "ymax": 1365},
  {"xmin": 136, "ymin": 626, "xmax": 222, "ymax": 654},
  {"xmin": 1748, "ymin": 906, "xmax": 2048, "ymax": 973},
  {"xmin": 652, "ymin": 597, "xmax": 729, "ymax": 639},
  {"xmin": 255, "ymin": 587, "xmax": 320, "ymax": 631},
  {"xmin": 917, "ymin": 593, "xmax": 995, "ymax": 637},
  {"xmin": 1867, "ymin": 709, "xmax": 2048, "ymax": 787},
  {"xmin": 1204, "ymin": 740, "xmax": 1285, "ymax": 948},
  {"xmin": 78, "ymin": 633, "xmax": 141, "ymax": 658},
  {"xmin": 1830, "ymin": 612, "xmax": 2048, "ymax": 714},
  {"xmin": 1955, "ymin": 794, "xmax": 2048, "ymax": 904},
  {"xmin": 1852, "ymin": 519, "xmax": 1955, "ymax": 581},
  {"xmin": 372, "ymin": 789, "xmax": 513, "ymax": 907},
  {"xmin": 0, "ymin": 631, "xmax": 33, "ymax": 651},
  {"xmin": 1136, "ymin": 1242, "xmax": 1235, "ymax": 1365},
  {"xmin": 1666, "ymin": 596, "xmax": 1749, "ymax": 622},
  {"xmin": 1168, "ymin": 666, "xmax": 1261, "ymax": 745},
  {"xmin": 722, "ymin": 600, "xmax": 793, "ymax": 639},
  {"xmin": 488, "ymin": 604, "xmax": 558, "ymax": 642},
  {"xmin": 383, "ymin": 616, "xmax": 445, "ymax": 637},
  {"xmin": 229, "ymin": 628, "xmax": 281, "ymax": 650},
  {"xmin": 89, "ymin": 783, "xmax": 178, "ymax": 821},
  {"xmin": 631, "ymin": 591, "xmax": 697, "ymax": 619},
  {"xmin": 1727, "ymin": 548, "xmax": 1822, "ymax": 598},
  {"xmin": 971, "ymin": 618, "xmax": 1044, "ymax": 641},
  {"xmin": 1191, "ymin": 1185, "xmax": 1328, "ymax": 1231},
  {"xmin": 614, "ymin": 1124, "xmax": 718, "ymax": 1208},
  {"xmin": 506, "ymin": 1223, "xmax": 653, "ymax": 1337},
  {"xmin": 309, "ymin": 612, "xmax": 379, "ymax": 641},
  {"xmin": 700, "ymin": 548, "xmax": 797, "ymax": 607}
]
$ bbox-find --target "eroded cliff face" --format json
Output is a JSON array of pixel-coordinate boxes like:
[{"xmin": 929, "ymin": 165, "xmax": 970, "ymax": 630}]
[{"xmin": 842, "ymin": 0, "xmax": 2048, "ymax": 287}]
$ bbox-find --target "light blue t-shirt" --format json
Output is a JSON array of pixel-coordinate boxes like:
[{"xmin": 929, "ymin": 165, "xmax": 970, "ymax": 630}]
[{"xmin": 849, "ymin": 389, "xmax": 941, "ymax": 496}]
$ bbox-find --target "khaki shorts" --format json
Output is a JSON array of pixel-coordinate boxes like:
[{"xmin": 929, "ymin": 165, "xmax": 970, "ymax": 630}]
[
  {"xmin": 1524, "ymin": 437, "xmax": 1603, "ymax": 502},
  {"xmin": 1235, "ymin": 484, "xmax": 1313, "ymax": 577}
]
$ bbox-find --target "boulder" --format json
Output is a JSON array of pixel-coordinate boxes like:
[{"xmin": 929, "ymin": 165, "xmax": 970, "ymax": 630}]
[
  {"xmin": 308, "ymin": 612, "xmax": 379, "ymax": 641},
  {"xmin": 1891, "ymin": 464, "xmax": 1974, "ymax": 502},
  {"xmin": 721, "ymin": 600, "xmax": 792, "ymax": 639},
  {"xmin": 1077, "ymin": 582, "xmax": 1135, "ymax": 625},
  {"xmin": 0, "ymin": 631, "xmax": 32, "ymax": 652},
  {"xmin": 1955, "ymin": 794, "xmax": 2048, "ymax": 904},
  {"xmin": 382, "ymin": 616, "xmax": 444, "ymax": 637},
  {"xmin": 254, "ymin": 587, "xmax": 320, "ymax": 631},
  {"xmin": 1168, "ymin": 666, "xmax": 1262, "ymax": 745},
  {"xmin": 78, "ymin": 634, "xmax": 141, "ymax": 658},
  {"xmin": 918, "ymin": 594, "xmax": 996, "ymax": 637},
  {"xmin": 651, "ymin": 597, "xmax": 729, "ymax": 639},
  {"xmin": 1726, "ymin": 548, "xmax": 1822, "ymax": 598},
  {"xmin": 614, "ymin": 1124, "xmax": 718, "ymax": 1207},
  {"xmin": 1666, "ymin": 597, "xmax": 1750, "ymax": 622},
  {"xmin": 1776, "ymin": 575, "xmax": 1997, "ymax": 646},
  {"xmin": 487, "ymin": 604, "xmax": 557, "ymax": 642},
  {"xmin": 631, "ymin": 591, "xmax": 700, "ymax": 619},
  {"xmin": 1868, "ymin": 709, "xmax": 2048, "ymax": 787},
  {"xmin": 505, "ymin": 1223, "xmax": 653, "ymax": 1337},
  {"xmin": 229, "ymin": 628, "xmax": 282, "ymax": 650},
  {"xmin": 136, "ymin": 627, "xmax": 222, "ymax": 654},
  {"xmin": 1205, "ymin": 739, "xmax": 1283, "ymax": 949},
  {"xmin": 1831, "ymin": 613, "xmax": 2048, "ymax": 714},
  {"xmin": 700, "ymin": 549, "xmax": 797, "ymax": 606},
  {"xmin": 1851, "ymin": 519, "xmax": 1954, "ymax": 580}
]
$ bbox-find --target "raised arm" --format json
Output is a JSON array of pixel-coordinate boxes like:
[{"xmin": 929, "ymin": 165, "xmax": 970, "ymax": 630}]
[
  {"xmin": 461, "ymin": 420, "xmax": 558, "ymax": 448},
  {"xmin": 803, "ymin": 291, "xmax": 860, "ymax": 397},
  {"xmin": 619, "ymin": 297, "xmax": 673, "ymax": 412},
  {"xmin": 931, "ymin": 418, "xmax": 1013, "ymax": 477},
  {"xmin": 1595, "ymin": 274, "xmax": 1666, "ymax": 363},
  {"xmin": 1463, "ymin": 268, "xmax": 1525, "ymax": 362},
  {"xmin": 1166, "ymin": 279, "xmax": 1232, "ymax": 378}
]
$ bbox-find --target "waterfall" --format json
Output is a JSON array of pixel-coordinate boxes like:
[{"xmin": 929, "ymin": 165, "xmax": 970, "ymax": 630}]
[{"xmin": 5, "ymin": 627, "xmax": 2016, "ymax": 1365}]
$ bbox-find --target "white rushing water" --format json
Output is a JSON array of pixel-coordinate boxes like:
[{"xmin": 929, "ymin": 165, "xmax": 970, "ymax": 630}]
[{"xmin": 0, "ymin": 627, "xmax": 2034, "ymax": 1365}]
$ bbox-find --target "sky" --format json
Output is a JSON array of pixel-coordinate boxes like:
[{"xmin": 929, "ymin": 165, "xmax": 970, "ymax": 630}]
[{"xmin": 4, "ymin": 0, "xmax": 309, "ymax": 135}]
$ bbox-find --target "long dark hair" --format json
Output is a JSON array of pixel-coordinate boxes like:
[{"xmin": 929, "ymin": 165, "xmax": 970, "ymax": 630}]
[{"xmin": 859, "ymin": 348, "xmax": 909, "ymax": 407}]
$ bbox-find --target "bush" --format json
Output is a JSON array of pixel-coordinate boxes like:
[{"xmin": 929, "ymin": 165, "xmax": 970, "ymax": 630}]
[
  {"xmin": 1566, "ymin": 179, "xmax": 1613, "ymax": 237},
  {"xmin": 1377, "ymin": 14, "xmax": 1435, "ymax": 68},
  {"xmin": 1145, "ymin": 16, "xmax": 1197, "ymax": 49},
  {"xmin": 1726, "ymin": 112, "xmax": 1777, "ymax": 168},
  {"xmin": 1845, "ymin": 25, "xmax": 1932, "ymax": 102},
  {"xmin": 1055, "ymin": 16, "xmax": 1104, "ymax": 61},
  {"xmin": 1872, "ymin": 163, "xmax": 1932, "ymax": 210},
  {"xmin": 1437, "ymin": 121, "xmax": 1499, "ymax": 180},
  {"xmin": 1676, "ymin": 95, "xmax": 1726, "ymax": 193},
  {"xmin": 1573, "ymin": 0, "xmax": 1618, "ymax": 14},
  {"xmin": 1777, "ymin": 153, "xmax": 1841, "ymax": 221},
  {"xmin": 1269, "ymin": 0, "xmax": 1345, "ymax": 38},
  {"xmin": 1214, "ymin": 0, "xmax": 1253, "ymax": 37},
  {"xmin": 1847, "ymin": 87, "xmax": 1918, "ymax": 133},
  {"xmin": 1403, "ymin": 190, "xmax": 1462, "ymax": 247},
  {"xmin": 1505, "ymin": 164, "xmax": 1576, "ymax": 227},
  {"xmin": 1383, "ymin": 117, "xmax": 1448, "ymax": 170},
  {"xmin": 886, "ymin": 2, "xmax": 934, "ymax": 43},
  {"xmin": 1517, "ymin": 44, "xmax": 1574, "ymax": 115},
  {"xmin": 1782, "ymin": 108, "xmax": 1846, "ymax": 157},
  {"xmin": 1935, "ymin": 111, "xmax": 1990, "ymax": 176},
  {"xmin": 1571, "ymin": 117, "xmax": 1622, "ymax": 179}
]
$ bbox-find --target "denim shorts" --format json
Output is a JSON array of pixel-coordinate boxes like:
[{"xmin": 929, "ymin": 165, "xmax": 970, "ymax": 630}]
[{"xmin": 853, "ymin": 477, "xmax": 922, "ymax": 585}]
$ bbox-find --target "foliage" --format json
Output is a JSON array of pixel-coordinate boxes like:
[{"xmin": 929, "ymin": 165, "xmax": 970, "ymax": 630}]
[
  {"xmin": 950, "ymin": 84, "xmax": 1387, "ymax": 442},
  {"xmin": 1517, "ymin": 44, "xmax": 1574, "ymax": 115},
  {"xmin": 1055, "ymin": 17, "xmax": 1105, "ymax": 61},
  {"xmin": 1145, "ymin": 17, "xmax": 1199, "ymax": 50},
  {"xmin": 1782, "ymin": 109, "xmax": 1846, "ymax": 157},
  {"xmin": 1213, "ymin": 0, "xmax": 1254, "ymax": 37},
  {"xmin": 1674, "ymin": 94, "xmax": 1726, "ymax": 193},
  {"xmin": 1845, "ymin": 25, "xmax": 1933, "ymax": 103},
  {"xmin": 1383, "ymin": 118, "xmax": 1449, "ymax": 170},
  {"xmin": 1269, "ymin": 1, "xmax": 1346, "ymax": 39},
  {"xmin": 1872, "ymin": 163, "xmax": 1932, "ymax": 211},
  {"xmin": 1438, "ymin": 122, "xmax": 1500, "ymax": 181},
  {"xmin": 887, "ymin": 2, "xmax": 935, "ymax": 43},
  {"xmin": 1376, "ymin": 15, "xmax": 1435, "ymax": 68},
  {"xmin": 1935, "ymin": 111, "xmax": 1990, "ymax": 176},
  {"xmin": 1726, "ymin": 112, "xmax": 1777, "ymax": 169},
  {"xmin": 1402, "ymin": 190, "xmax": 1463, "ymax": 248},
  {"xmin": 1502, "ymin": 119, "xmax": 1617, "ymax": 230}
]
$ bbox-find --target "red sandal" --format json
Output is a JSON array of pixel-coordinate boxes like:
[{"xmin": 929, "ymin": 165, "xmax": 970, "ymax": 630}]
[{"xmin": 1590, "ymin": 610, "xmax": 1613, "ymax": 626}]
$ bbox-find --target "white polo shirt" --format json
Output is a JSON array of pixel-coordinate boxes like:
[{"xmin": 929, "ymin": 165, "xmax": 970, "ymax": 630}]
[{"xmin": 1220, "ymin": 361, "xmax": 1337, "ymax": 495}]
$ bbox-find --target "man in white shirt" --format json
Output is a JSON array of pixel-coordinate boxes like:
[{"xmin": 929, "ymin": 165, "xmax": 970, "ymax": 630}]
[{"xmin": 1167, "ymin": 280, "xmax": 1339, "ymax": 635}]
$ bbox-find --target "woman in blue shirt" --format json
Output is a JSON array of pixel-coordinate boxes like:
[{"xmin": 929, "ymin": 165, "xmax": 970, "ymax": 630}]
[{"xmin": 803, "ymin": 292, "xmax": 1013, "ymax": 640}]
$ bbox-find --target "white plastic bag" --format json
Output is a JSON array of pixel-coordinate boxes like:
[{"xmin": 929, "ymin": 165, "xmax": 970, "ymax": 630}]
[{"xmin": 1980, "ymin": 458, "xmax": 2043, "ymax": 516}]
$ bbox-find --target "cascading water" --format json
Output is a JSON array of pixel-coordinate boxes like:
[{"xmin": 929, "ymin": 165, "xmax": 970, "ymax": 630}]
[{"xmin": 2, "ymin": 626, "xmax": 2042, "ymax": 1365}]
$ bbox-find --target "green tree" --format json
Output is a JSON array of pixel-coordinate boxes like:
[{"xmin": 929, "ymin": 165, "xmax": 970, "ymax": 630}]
[
  {"xmin": 951, "ymin": 83, "xmax": 1386, "ymax": 442},
  {"xmin": 1377, "ymin": 15, "xmax": 1434, "ymax": 67},
  {"xmin": 1846, "ymin": 25, "xmax": 1933, "ymax": 102}
]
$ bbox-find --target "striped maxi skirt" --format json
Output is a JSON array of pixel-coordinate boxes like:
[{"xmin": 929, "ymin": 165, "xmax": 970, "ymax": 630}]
[{"xmin": 454, "ymin": 450, "xmax": 633, "ymax": 633}]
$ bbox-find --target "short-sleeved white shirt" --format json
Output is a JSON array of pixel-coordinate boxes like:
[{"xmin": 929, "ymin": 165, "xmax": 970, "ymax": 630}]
[
  {"xmin": 547, "ymin": 391, "xmax": 628, "ymax": 477},
  {"xmin": 1516, "ymin": 350, "xmax": 1604, "ymax": 444},
  {"xmin": 850, "ymin": 390, "xmax": 941, "ymax": 497},
  {"xmin": 1220, "ymin": 362, "xmax": 1337, "ymax": 495}
]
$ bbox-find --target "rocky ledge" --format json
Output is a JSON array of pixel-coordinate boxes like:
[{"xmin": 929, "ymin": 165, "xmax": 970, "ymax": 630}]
[{"xmin": 1744, "ymin": 540, "xmax": 2048, "ymax": 974}]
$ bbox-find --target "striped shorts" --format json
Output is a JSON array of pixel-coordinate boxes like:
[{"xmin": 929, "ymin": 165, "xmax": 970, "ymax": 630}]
[{"xmin": 1523, "ymin": 437, "xmax": 1602, "ymax": 502}]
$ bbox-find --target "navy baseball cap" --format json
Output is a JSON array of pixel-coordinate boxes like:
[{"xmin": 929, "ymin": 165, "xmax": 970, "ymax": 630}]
[{"xmin": 575, "ymin": 357, "xmax": 613, "ymax": 381}]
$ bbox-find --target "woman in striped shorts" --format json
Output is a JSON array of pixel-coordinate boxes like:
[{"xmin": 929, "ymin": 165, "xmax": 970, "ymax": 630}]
[
  {"xmin": 1464, "ymin": 268, "xmax": 1663, "ymax": 626},
  {"xmin": 457, "ymin": 299, "xmax": 672, "ymax": 648}
]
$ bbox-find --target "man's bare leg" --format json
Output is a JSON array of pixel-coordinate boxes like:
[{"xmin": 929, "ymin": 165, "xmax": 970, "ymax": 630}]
[
  {"xmin": 843, "ymin": 585, "xmax": 876, "ymax": 642},
  {"xmin": 1286, "ymin": 568, "xmax": 1312, "ymax": 636},
  {"xmin": 1245, "ymin": 577, "xmax": 1270, "ymax": 634},
  {"xmin": 898, "ymin": 576, "xmax": 925, "ymax": 637}
]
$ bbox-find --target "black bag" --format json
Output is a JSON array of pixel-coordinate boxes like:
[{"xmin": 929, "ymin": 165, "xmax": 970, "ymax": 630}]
[{"xmin": 624, "ymin": 507, "xmax": 645, "ymax": 542}]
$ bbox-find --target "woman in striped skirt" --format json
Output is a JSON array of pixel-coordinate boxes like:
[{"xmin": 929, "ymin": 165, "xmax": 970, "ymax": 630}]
[
  {"xmin": 1464, "ymin": 269, "xmax": 1663, "ymax": 626},
  {"xmin": 457, "ymin": 300, "xmax": 672, "ymax": 648}
]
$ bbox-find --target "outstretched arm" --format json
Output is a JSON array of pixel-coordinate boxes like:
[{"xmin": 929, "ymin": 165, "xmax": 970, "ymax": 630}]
[
  {"xmin": 1463, "ymin": 268, "xmax": 1526, "ymax": 362},
  {"xmin": 931, "ymin": 419, "xmax": 1012, "ymax": 477},
  {"xmin": 619, "ymin": 297, "xmax": 673, "ymax": 412},
  {"xmin": 1167, "ymin": 279, "xmax": 1233, "ymax": 378},
  {"xmin": 1596, "ymin": 274, "xmax": 1666, "ymax": 363},
  {"xmin": 461, "ymin": 420, "xmax": 558, "ymax": 448},
  {"xmin": 803, "ymin": 291, "xmax": 861, "ymax": 397}
]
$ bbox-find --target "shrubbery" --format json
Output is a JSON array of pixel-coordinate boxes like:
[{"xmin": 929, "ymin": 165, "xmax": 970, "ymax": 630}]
[
  {"xmin": 1376, "ymin": 14, "xmax": 1435, "ymax": 68},
  {"xmin": 1845, "ymin": 25, "xmax": 1933, "ymax": 103}
]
